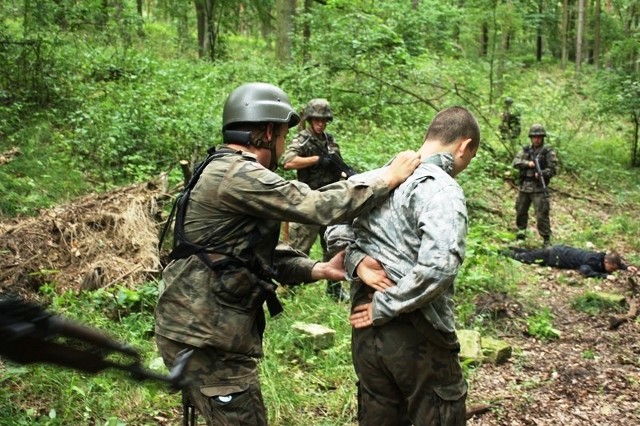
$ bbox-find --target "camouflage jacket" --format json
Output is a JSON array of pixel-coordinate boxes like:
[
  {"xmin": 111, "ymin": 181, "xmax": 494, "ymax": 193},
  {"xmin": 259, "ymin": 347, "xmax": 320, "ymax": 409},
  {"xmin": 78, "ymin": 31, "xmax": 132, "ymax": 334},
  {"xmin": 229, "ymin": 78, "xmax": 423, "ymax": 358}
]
[
  {"xmin": 499, "ymin": 110, "xmax": 521, "ymax": 141},
  {"xmin": 155, "ymin": 146, "xmax": 390, "ymax": 357},
  {"xmin": 281, "ymin": 129, "xmax": 344, "ymax": 189},
  {"xmin": 512, "ymin": 144, "xmax": 558, "ymax": 192},
  {"xmin": 326, "ymin": 154, "xmax": 467, "ymax": 334}
]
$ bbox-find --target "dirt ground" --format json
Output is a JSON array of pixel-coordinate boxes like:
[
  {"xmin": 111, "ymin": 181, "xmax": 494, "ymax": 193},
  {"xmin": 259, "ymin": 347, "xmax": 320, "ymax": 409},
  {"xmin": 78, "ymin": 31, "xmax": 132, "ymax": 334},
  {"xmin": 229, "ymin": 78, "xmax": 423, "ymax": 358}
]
[
  {"xmin": 2, "ymin": 180, "xmax": 639, "ymax": 425},
  {"xmin": 466, "ymin": 264, "xmax": 640, "ymax": 425}
]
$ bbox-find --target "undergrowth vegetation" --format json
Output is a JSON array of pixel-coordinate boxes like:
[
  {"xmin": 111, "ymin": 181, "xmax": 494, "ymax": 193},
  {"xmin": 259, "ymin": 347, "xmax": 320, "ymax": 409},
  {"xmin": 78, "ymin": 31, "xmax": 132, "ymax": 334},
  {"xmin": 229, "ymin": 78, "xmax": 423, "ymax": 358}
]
[{"xmin": 1, "ymin": 4, "xmax": 639, "ymax": 425}]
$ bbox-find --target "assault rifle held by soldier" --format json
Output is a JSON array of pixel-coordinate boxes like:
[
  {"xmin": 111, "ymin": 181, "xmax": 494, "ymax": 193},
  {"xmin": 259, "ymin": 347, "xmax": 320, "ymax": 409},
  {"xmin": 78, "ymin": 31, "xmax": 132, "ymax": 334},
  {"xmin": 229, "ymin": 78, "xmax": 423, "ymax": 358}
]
[
  {"xmin": 0, "ymin": 295, "xmax": 192, "ymax": 389},
  {"xmin": 533, "ymin": 155, "xmax": 548, "ymax": 198},
  {"xmin": 325, "ymin": 150, "xmax": 357, "ymax": 178}
]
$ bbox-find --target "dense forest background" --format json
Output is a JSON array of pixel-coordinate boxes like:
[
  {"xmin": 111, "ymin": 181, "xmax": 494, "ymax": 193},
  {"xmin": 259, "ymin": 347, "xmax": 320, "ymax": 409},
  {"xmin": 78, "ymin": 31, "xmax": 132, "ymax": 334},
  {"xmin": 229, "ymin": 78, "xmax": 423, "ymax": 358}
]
[{"xmin": 1, "ymin": 0, "xmax": 639, "ymax": 425}]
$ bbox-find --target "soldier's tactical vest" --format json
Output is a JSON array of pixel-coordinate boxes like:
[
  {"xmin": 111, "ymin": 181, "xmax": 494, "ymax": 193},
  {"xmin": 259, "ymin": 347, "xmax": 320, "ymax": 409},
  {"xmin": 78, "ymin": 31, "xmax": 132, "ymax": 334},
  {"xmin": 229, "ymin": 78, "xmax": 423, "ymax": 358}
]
[{"xmin": 519, "ymin": 145, "xmax": 552, "ymax": 184}]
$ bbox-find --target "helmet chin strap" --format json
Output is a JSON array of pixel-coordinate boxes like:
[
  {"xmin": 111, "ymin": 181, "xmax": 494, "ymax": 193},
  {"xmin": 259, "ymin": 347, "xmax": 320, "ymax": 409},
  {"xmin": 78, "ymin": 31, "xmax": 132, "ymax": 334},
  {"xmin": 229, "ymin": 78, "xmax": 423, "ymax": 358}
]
[{"xmin": 251, "ymin": 126, "xmax": 278, "ymax": 171}]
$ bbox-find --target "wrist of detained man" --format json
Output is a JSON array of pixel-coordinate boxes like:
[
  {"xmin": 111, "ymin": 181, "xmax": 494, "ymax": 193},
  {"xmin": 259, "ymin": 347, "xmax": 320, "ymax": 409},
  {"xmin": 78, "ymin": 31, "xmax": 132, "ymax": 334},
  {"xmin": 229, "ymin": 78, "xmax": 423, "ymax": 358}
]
[{"xmin": 345, "ymin": 248, "xmax": 367, "ymax": 280}]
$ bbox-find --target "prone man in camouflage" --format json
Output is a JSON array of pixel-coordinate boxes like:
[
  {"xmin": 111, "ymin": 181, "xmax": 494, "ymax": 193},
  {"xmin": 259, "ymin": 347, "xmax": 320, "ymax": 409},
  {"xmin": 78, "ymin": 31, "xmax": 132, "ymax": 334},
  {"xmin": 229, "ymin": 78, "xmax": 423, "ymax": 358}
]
[
  {"xmin": 499, "ymin": 97, "xmax": 521, "ymax": 146},
  {"xmin": 326, "ymin": 107, "xmax": 481, "ymax": 425},
  {"xmin": 282, "ymin": 98, "xmax": 351, "ymax": 302},
  {"xmin": 512, "ymin": 123, "xmax": 558, "ymax": 246},
  {"xmin": 154, "ymin": 82, "xmax": 421, "ymax": 426}
]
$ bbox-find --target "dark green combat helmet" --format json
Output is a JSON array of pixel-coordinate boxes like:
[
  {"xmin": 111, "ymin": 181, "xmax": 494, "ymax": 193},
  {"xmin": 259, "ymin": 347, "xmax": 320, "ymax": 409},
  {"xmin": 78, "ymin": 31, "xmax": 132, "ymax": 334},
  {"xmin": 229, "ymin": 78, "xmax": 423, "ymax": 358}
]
[
  {"xmin": 302, "ymin": 98, "xmax": 333, "ymax": 122},
  {"xmin": 528, "ymin": 123, "xmax": 546, "ymax": 137},
  {"xmin": 504, "ymin": 97, "xmax": 514, "ymax": 106},
  {"xmin": 222, "ymin": 82, "xmax": 300, "ymax": 131}
]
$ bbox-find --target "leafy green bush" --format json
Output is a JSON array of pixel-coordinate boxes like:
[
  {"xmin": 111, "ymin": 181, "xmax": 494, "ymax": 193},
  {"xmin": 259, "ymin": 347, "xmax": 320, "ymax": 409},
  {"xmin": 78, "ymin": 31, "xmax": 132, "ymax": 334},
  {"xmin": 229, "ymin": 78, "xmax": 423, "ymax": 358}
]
[{"xmin": 526, "ymin": 308, "xmax": 560, "ymax": 340}]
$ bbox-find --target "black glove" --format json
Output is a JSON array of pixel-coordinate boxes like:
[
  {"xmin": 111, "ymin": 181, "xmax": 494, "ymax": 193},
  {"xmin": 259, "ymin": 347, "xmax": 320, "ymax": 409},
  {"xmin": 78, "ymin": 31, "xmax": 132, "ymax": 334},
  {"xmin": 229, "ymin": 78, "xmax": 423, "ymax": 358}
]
[{"xmin": 317, "ymin": 155, "xmax": 333, "ymax": 168}]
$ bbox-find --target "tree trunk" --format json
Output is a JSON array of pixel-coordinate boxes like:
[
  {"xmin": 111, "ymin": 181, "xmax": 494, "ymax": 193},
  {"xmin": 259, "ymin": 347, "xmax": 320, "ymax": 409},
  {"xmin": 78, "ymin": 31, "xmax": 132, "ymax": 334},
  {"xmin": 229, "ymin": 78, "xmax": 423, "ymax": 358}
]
[
  {"xmin": 481, "ymin": 22, "xmax": 489, "ymax": 56},
  {"xmin": 195, "ymin": 1, "xmax": 206, "ymax": 58},
  {"xmin": 561, "ymin": 0, "xmax": 569, "ymax": 68},
  {"xmin": 194, "ymin": 0, "xmax": 217, "ymax": 60},
  {"xmin": 275, "ymin": 0, "xmax": 295, "ymax": 62},
  {"xmin": 576, "ymin": 0, "xmax": 585, "ymax": 73},
  {"xmin": 536, "ymin": 0, "xmax": 543, "ymax": 62},
  {"xmin": 302, "ymin": 0, "xmax": 313, "ymax": 62},
  {"xmin": 594, "ymin": 0, "xmax": 601, "ymax": 68}
]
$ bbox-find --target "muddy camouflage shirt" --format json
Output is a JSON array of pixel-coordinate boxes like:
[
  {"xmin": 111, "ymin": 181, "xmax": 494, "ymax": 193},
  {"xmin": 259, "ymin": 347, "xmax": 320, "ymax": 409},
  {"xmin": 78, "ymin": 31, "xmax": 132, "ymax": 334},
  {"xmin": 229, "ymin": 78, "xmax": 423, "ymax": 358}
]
[
  {"xmin": 327, "ymin": 153, "xmax": 468, "ymax": 334},
  {"xmin": 155, "ymin": 146, "xmax": 390, "ymax": 357}
]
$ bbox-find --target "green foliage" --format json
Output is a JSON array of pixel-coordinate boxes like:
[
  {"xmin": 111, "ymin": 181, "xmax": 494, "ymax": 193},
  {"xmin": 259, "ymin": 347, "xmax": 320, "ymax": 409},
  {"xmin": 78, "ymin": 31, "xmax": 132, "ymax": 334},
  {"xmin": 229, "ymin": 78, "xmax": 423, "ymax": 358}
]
[
  {"xmin": 572, "ymin": 292, "xmax": 626, "ymax": 317},
  {"xmin": 526, "ymin": 308, "xmax": 560, "ymax": 340}
]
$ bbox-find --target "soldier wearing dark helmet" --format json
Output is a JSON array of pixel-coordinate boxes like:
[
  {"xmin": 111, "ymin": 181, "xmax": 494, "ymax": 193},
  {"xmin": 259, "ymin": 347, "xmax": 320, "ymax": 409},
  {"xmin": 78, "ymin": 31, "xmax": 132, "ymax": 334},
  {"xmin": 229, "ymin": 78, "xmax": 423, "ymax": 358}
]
[
  {"xmin": 282, "ymin": 98, "xmax": 350, "ymax": 302},
  {"xmin": 499, "ymin": 96, "xmax": 521, "ymax": 146},
  {"xmin": 512, "ymin": 123, "xmax": 558, "ymax": 246},
  {"xmin": 154, "ymin": 83, "xmax": 421, "ymax": 425},
  {"xmin": 500, "ymin": 97, "xmax": 521, "ymax": 142}
]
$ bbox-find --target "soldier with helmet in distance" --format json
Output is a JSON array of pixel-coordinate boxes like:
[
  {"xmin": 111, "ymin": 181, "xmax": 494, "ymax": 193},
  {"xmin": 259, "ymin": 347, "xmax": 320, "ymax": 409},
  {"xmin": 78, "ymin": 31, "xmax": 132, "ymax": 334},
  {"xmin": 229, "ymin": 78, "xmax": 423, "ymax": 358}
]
[
  {"xmin": 154, "ymin": 83, "xmax": 420, "ymax": 425},
  {"xmin": 282, "ymin": 98, "xmax": 351, "ymax": 302},
  {"xmin": 512, "ymin": 123, "xmax": 558, "ymax": 246},
  {"xmin": 499, "ymin": 96, "xmax": 521, "ymax": 146}
]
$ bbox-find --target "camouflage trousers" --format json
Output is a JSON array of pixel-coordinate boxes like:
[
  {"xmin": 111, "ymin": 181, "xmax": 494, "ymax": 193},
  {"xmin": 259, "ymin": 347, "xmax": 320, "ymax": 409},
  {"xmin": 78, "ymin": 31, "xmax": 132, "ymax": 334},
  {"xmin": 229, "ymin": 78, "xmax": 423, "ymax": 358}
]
[
  {"xmin": 351, "ymin": 311, "xmax": 467, "ymax": 426},
  {"xmin": 156, "ymin": 335, "xmax": 266, "ymax": 426},
  {"xmin": 515, "ymin": 190, "xmax": 551, "ymax": 239}
]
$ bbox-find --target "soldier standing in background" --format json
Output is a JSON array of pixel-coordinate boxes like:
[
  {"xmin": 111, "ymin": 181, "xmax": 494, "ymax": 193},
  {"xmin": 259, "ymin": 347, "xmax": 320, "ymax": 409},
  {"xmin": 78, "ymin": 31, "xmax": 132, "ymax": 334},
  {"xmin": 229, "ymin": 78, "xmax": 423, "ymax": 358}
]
[
  {"xmin": 282, "ymin": 99, "xmax": 350, "ymax": 302},
  {"xmin": 154, "ymin": 82, "xmax": 420, "ymax": 425},
  {"xmin": 512, "ymin": 123, "xmax": 558, "ymax": 246},
  {"xmin": 499, "ymin": 97, "xmax": 521, "ymax": 146}
]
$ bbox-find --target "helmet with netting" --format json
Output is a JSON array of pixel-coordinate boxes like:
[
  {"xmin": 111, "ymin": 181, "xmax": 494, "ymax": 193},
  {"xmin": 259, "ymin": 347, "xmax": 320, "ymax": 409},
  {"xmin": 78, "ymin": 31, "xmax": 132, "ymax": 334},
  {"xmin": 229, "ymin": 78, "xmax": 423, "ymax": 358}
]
[
  {"xmin": 222, "ymin": 82, "xmax": 300, "ymax": 131},
  {"xmin": 528, "ymin": 123, "xmax": 547, "ymax": 137},
  {"xmin": 504, "ymin": 97, "xmax": 514, "ymax": 105},
  {"xmin": 302, "ymin": 98, "xmax": 333, "ymax": 122}
]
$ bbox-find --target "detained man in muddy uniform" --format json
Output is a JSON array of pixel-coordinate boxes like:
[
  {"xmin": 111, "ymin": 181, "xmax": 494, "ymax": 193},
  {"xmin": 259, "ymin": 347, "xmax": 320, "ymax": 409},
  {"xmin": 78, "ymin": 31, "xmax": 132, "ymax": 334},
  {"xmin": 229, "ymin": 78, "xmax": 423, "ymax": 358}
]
[{"xmin": 327, "ymin": 106, "xmax": 481, "ymax": 426}]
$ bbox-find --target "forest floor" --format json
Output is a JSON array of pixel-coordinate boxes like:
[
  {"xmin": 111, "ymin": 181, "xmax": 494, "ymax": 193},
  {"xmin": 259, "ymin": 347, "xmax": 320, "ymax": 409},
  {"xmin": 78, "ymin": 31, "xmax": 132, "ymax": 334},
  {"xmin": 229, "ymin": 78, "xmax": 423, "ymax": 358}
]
[
  {"xmin": 466, "ymin": 267, "xmax": 640, "ymax": 425},
  {"xmin": 1, "ymin": 180, "xmax": 639, "ymax": 425},
  {"xmin": 465, "ymin": 184, "xmax": 640, "ymax": 425}
]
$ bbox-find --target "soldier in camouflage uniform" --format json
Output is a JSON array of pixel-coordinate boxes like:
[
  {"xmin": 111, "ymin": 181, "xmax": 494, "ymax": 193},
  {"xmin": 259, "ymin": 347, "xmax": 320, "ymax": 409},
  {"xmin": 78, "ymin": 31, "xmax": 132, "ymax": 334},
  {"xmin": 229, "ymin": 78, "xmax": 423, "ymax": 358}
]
[
  {"xmin": 512, "ymin": 123, "xmax": 558, "ymax": 246},
  {"xmin": 282, "ymin": 99, "xmax": 350, "ymax": 302},
  {"xmin": 499, "ymin": 97, "xmax": 521, "ymax": 146},
  {"xmin": 326, "ymin": 107, "xmax": 481, "ymax": 426},
  {"xmin": 154, "ymin": 82, "xmax": 421, "ymax": 426}
]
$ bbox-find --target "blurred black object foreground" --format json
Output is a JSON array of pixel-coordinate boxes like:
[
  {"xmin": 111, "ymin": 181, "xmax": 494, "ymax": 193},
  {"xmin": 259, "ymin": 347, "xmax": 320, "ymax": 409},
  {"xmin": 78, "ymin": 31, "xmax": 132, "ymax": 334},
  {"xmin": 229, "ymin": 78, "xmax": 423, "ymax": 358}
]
[{"xmin": 0, "ymin": 295, "xmax": 191, "ymax": 389}]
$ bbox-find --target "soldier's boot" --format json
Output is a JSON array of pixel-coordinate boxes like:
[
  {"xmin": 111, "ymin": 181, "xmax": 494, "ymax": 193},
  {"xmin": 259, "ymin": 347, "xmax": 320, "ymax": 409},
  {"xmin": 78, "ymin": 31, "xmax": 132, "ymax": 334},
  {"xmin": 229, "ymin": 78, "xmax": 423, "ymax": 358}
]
[
  {"xmin": 542, "ymin": 236, "xmax": 551, "ymax": 247},
  {"xmin": 326, "ymin": 281, "xmax": 349, "ymax": 303},
  {"xmin": 516, "ymin": 230, "xmax": 526, "ymax": 240}
]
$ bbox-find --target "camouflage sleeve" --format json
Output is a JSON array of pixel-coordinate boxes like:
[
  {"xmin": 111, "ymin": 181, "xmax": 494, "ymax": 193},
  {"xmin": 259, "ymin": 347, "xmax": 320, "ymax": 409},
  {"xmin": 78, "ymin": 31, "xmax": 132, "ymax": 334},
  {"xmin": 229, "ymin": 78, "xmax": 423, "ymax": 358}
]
[
  {"xmin": 543, "ymin": 148, "xmax": 558, "ymax": 179},
  {"xmin": 344, "ymin": 244, "xmax": 367, "ymax": 281},
  {"xmin": 273, "ymin": 242, "xmax": 317, "ymax": 284},
  {"xmin": 281, "ymin": 133, "xmax": 308, "ymax": 165},
  {"xmin": 512, "ymin": 148, "xmax": 530, "ymax": 169},
  {"xmin": 219, "ymin": 159, "xmax": 389, "ymax": 226}
]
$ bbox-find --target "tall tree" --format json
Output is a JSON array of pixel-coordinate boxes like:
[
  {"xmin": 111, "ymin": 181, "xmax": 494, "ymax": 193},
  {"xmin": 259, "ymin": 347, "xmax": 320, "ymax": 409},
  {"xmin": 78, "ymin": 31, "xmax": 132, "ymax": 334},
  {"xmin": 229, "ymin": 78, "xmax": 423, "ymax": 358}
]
[
  {"xmin": 561, "ymin": 0, "xmax": 570, "ymax": 68},
  {"xmin": 593, "ymin": 0, "xmax": 601, "ymax": 68},
  {"xmin": 576, "ymin": 0, "xmax": 585, "ymax": 73},
  {"xmin": 275, "ymin": 0, "xmax": 294, "ymax": 62}
]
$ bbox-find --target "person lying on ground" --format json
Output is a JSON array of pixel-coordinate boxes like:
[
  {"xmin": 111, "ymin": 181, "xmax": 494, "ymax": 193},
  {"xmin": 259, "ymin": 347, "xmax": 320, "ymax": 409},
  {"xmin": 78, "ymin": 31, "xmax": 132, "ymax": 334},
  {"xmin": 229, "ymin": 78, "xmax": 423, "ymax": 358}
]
[{"xmin": 503, "ymin": 244, "xmax": 638, "ymax": 279}]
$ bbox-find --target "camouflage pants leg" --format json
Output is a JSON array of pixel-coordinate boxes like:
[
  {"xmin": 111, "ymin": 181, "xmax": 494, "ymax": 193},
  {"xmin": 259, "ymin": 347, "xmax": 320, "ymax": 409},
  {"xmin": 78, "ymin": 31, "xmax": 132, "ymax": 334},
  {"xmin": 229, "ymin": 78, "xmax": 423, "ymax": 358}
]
[
  {"xmin": 531, "ymin": 192, "xmax": 551, "ymax": 239},
  {"xmin": 287, "ymin": 222, "xmax": 320, "ymax": 255},
  {"xmin": 351, "ymin": 313, "xmax": 467, "ymax": 426},
  {"xmin": 515, "ymin": 191, "xmax": 532, "ymax": 232},
  {"xmin": 156, "ymin": 335, "xmax": 266, "ymax": 426}
]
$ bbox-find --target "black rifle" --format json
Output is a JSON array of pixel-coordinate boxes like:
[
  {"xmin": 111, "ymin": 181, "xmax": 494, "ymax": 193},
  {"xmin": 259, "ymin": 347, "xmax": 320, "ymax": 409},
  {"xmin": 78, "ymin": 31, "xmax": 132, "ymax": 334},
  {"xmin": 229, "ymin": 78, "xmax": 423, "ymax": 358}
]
[
  {"xmin": 0, "ymin": 296, "xmax": 192, "ymax": 389},
  {"xmin": 326, "ymin": 151, "xmax": 357, "ymax": 178},
  {"xmin": 533, "ymin": 155, "xmax": 548, "ymax": 198}
]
